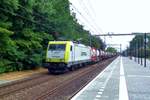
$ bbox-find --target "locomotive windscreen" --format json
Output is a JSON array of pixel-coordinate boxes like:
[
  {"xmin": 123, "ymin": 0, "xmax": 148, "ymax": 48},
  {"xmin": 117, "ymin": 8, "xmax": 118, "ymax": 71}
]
[
  {"xmin": 47, "ymin": 44, "xmax": 66, "ymax": 59},
  {"xmin": 48, "ymin": 44, "xmax": 66, "ymax": 51}
]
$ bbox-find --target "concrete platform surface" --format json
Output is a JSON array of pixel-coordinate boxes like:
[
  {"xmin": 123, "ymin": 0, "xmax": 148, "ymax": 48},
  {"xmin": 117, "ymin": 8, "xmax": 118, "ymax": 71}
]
[{"xmin": 71, "ymin": 56, "xmax": 150, "ymax": 100}]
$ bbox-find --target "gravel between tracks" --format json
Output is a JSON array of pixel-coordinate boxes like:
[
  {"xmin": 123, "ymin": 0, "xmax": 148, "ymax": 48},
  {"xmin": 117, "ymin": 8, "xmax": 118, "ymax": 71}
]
[{"xmin": 0, "ymin": 57, "xmax": 116, "ymax": 100}]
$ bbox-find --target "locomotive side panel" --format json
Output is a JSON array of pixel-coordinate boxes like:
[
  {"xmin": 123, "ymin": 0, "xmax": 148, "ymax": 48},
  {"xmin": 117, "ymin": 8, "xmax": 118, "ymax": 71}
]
[{"xmin": 74, "ymin": 44, "xmax": 91, "ymax": 62}]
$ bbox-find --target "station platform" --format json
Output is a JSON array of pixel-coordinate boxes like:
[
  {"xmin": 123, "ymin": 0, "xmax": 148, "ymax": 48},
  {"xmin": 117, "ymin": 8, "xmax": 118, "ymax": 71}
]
[{"xmin": 71, "ymin": 56, "xmax": 150, "ymax": 100}]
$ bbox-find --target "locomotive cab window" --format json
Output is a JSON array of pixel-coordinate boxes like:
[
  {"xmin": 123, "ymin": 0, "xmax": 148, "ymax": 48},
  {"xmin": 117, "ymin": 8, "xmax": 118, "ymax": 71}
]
[{"xmin": 48, "ymin": 44, "xmax": 66, "ymax": 51}]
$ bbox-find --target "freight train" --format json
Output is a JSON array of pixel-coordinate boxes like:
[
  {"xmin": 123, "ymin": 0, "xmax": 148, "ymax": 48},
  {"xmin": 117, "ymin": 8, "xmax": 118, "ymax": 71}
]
[{"xmin": 44, "ymin": 41, "xmax": 117, "ymax": 73}]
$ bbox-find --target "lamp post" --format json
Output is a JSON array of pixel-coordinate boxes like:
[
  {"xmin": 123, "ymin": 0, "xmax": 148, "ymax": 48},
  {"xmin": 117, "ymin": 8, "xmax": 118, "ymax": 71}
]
[
  {"xmin": 134, "ymin": 41, "xmax": 136, "ymax": 62},
  {"xmin": 141, "ymin": 37, "xmax": 143, "ymax": 65},
  {"xmin": 137, "ymin": 38, "xmax": 140, "ymax": 64},
  {"xmin": 144, "ymin": 33, "xmax": 147, "ymax": 67},
  {"xmin": 120, "ymin": 44, "xmax": 122, "ymax": 55}
]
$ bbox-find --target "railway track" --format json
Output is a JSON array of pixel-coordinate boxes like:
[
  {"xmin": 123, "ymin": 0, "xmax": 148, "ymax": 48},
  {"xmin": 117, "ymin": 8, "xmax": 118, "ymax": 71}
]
[
  {"xmin": 36, "ymin": 63, "xmax": 102, "ymax": 100},
  {"xmin": 0, "ymin": 72, "xmax": 55, "ymax": 97},
  {"xmin": 36, "ymin": 58, "xmax": 115, "ymax": 100},
  {"xmin": 0, "ymin": 57, "xmax": 116, "ymax": 100}
]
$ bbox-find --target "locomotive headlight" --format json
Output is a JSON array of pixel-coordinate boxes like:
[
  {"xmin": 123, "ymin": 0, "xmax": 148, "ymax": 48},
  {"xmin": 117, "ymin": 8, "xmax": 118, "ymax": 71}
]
[
  {"xmin": 46, "ymin": 59, "xmax": 49, "ymax": 62},
  {"xmin": 60, "ymin": 59, "xmax": 64, "ymax": 62},
  {"xmin": 46, "ymin": 58, "xmax": 51, "ymax": 62}
]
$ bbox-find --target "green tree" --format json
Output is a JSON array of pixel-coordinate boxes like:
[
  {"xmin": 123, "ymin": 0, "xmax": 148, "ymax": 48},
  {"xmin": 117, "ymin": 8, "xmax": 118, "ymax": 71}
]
[
  {"xmin": 0, "ymin": 0, "xmax": 105, "ymax": 73},
  {"xmin": 0, "ymin": 0, "xmax": 20, "ymax": 73},
  {"xmin": 128, "ymin": 33, "xmax": 150, "ymax": 58},
  {"xmin": 106, "ymin": 47, "xmax": 117, "ymax": 53}
]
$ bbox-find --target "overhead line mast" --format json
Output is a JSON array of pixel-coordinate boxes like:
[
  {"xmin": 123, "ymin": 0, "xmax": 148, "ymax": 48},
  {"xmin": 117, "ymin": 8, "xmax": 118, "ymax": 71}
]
[
  {"xmin": 94, "ymin": 33, "xmax": 149, "ymax": 36},
  {"xmin": 97, "ymin": 33, "xmax": 150, "ymax": 67}
]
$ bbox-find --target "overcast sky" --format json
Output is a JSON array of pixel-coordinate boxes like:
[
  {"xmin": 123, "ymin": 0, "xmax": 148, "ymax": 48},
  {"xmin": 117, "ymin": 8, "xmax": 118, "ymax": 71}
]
[{"xmin": 69, "ymin": 0, "xmax": 150, "ymax": 50}]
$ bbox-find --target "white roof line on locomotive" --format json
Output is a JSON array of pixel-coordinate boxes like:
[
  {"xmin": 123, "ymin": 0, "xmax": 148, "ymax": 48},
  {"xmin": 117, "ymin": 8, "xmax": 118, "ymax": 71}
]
[{"xmin": 48, "ymin": 41, "xmax": 114, "ymax": 54}]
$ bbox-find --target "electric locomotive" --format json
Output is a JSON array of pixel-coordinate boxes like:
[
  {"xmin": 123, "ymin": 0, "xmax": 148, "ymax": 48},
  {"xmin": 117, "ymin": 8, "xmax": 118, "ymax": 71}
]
[{"xmin": 44, "ymin": 41, "xmax": 91, "ymax": 73}]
